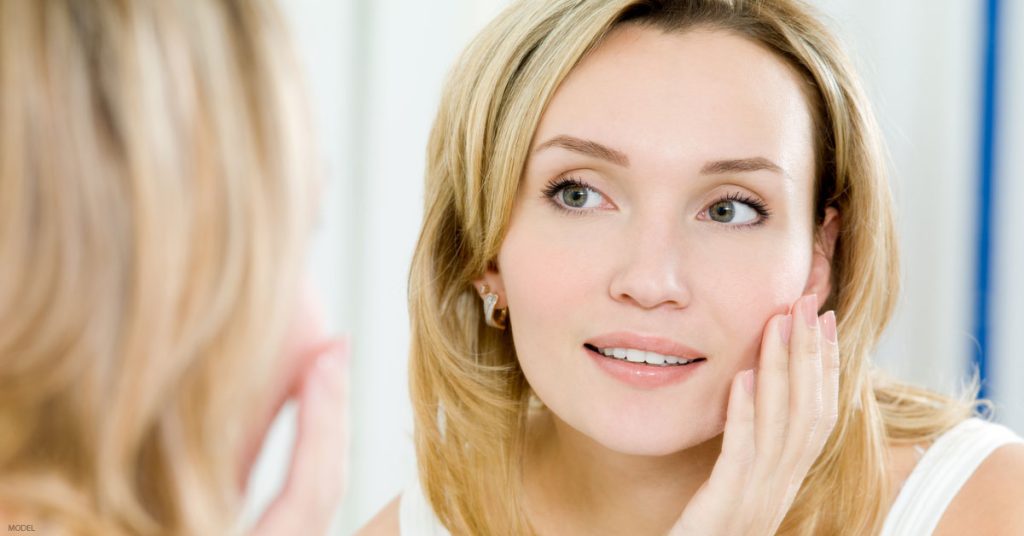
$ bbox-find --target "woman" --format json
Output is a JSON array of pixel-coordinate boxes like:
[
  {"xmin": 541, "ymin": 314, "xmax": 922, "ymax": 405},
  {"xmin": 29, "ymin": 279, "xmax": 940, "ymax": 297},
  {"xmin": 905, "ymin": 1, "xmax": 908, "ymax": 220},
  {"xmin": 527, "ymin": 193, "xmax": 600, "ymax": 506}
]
[
  {"xmin": 361, "ymin": 0, "xmax": 1024, "ymax": 534},
  {"xmin": 0, "ymin": 1, "xmax": 347, "ymax": 534}
]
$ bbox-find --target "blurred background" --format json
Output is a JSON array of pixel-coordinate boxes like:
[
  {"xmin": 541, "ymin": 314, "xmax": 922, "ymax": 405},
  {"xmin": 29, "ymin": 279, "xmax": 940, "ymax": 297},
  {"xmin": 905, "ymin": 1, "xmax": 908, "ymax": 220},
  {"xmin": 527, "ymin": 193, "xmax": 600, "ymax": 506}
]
[{"xmin": 241, "ymin": 1, "xmax": 1024, "ymax": 533}]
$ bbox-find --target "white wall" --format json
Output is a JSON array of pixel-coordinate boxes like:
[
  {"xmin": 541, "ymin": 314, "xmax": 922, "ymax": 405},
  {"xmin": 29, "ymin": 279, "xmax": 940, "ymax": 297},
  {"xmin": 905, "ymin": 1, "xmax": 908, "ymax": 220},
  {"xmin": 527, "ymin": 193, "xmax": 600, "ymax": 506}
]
[
  {"xmin": 335, "ymin": 0, "xmax": 508, "ymax": 531},
  {"xmin": 247, "ymin": 1, "xmax": 1023, "ymax": 533},
  {"xmin": 247, "ymin": 1, "xmax": 510, "ymax": 534},
  {"xmin": 240, "ymin": 0, "xmax": 360, "ymax": 531},
  {"xmin": 809, "ymin": 1, "xmax": 981, "ymax": 395},
  {"xmin": 810, "ymin": 0, "xmax": 1022, "ymax": 430}
]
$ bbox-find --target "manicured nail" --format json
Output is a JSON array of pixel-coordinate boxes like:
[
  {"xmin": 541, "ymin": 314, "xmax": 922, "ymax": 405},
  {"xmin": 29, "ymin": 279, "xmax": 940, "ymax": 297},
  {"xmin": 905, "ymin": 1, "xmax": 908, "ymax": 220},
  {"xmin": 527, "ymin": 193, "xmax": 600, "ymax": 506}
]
[
  {"xmin": 742, "ymin": 369, "xmax": 755, "ymax": 395},
  {"xmin": 324, "ymin": 337, "xmax": 350, "ymax": 365},
  {"xmin": 823, "ymin": 310, "xmax": 837, "ymax": 344},
  {"xmin": 316, "ymin": 350, "xmax": 343, "ymax": 372},
  {"xmin": 801, "ymin": 294, "xmax": 819, "ymax": 328},
  {"xmin": 315, "ymin": 343, "xmax": 348, "ymax": 389},
  {"xmin": 778, "ymin": 314, "xmax": 792, "ymax": 345}
]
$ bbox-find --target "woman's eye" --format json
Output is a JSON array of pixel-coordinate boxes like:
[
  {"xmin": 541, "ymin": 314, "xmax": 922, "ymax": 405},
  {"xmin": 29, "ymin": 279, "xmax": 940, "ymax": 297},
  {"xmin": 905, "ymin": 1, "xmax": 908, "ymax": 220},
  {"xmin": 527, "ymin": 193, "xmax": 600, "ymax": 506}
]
[
  {"xmin": 707, "ymin": 199, "xmax": 759, "ymax": 224},
  {"xmin": 557, "ymin": 184, "xmax": 605, "ymax": 209}
]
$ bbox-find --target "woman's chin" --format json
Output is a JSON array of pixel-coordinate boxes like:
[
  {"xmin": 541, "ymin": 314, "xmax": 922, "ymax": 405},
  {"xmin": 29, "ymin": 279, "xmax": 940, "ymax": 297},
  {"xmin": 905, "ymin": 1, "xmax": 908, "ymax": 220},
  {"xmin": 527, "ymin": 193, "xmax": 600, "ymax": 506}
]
[
  {"xmin": 535, "ymin": 382, "xmax": 731, "ymax": 457},
  {"xmin": 598, "ymin": 425, "xmax": 722, "ymax": 457},
  {"xmin": 564, "ymin": 409, "xmax": 727, "ymax": 457}
]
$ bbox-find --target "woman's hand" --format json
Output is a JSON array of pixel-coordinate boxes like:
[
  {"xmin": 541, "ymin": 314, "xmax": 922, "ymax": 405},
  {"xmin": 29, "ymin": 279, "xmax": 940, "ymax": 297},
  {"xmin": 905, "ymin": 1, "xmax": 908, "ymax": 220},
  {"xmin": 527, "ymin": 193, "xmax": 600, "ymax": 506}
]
[
  {"xmin": 243, "ymin": 283, "xmax": 350, "ymax": 536},
  {"xmin": 668, "ymin": 294, "xmax": 839, "ymax": 536},
  {"xmin": 248, "ymin": 339, "xmax": 350, "ymax": 536}
]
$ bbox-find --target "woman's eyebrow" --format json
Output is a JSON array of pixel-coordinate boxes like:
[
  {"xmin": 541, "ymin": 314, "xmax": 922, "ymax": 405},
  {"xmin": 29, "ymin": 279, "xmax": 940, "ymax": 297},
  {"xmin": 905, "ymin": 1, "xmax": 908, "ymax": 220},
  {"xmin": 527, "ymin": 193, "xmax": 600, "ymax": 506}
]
[
  {"xmin": 533, "ymin": 135, "xmax": 630, "ymax": 167},
  {"xmin": 700, "ymin": 157, "xmax": 785, "ymax": 176},
  {"xmin": 533, "ymin": 135, "xmax": 790, "ymax": 180}
]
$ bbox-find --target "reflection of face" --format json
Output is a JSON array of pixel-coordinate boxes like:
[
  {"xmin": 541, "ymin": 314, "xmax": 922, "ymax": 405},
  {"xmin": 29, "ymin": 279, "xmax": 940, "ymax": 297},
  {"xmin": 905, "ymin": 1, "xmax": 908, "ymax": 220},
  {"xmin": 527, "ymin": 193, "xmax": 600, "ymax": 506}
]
[{"xmin": 494, "ymin": 26, "xmax": 819, "ymax": 456}]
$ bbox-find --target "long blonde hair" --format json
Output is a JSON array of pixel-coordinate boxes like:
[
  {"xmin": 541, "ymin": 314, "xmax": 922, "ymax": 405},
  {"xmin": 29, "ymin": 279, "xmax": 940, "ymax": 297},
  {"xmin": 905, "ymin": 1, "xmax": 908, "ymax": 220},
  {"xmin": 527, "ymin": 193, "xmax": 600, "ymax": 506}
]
[
  {"xmin": 0, "ymin": 0, "xmax": 316, "ymax": 533},
  {"xmin": 409, "ymin": 0, "xmax": 978, "ymax": 534}
]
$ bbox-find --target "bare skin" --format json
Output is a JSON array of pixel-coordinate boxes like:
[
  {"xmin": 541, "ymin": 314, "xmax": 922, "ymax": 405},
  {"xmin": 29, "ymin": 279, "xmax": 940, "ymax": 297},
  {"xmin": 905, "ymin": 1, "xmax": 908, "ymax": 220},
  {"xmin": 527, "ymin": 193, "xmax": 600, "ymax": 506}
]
[{"xmin": 521, "ymin": 409, "xmax": 720, "ymax": 535}]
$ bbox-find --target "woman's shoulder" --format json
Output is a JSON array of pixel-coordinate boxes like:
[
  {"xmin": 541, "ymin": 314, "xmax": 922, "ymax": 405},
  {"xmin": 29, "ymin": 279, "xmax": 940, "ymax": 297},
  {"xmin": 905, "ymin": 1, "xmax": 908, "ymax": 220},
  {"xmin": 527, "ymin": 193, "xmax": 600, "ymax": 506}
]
[
  {"xmin": 886, "ymin": 418, "xmax": 1024, "ymax": 535},
  {"xmin": 933, "ymin": 440, "xmax": 1024, "ymax": 535},
  {"xmin": 355, "ymin": 494, "xmax": 401, "ymax": 536}
]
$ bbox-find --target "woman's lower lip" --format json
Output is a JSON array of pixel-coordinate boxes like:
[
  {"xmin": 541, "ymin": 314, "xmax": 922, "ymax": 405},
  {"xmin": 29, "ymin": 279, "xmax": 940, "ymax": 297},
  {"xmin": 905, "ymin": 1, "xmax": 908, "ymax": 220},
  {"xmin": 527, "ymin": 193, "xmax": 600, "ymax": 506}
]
[{"xmin": 585, "ymin": 346, "xmax": 705, "ymax": 389}]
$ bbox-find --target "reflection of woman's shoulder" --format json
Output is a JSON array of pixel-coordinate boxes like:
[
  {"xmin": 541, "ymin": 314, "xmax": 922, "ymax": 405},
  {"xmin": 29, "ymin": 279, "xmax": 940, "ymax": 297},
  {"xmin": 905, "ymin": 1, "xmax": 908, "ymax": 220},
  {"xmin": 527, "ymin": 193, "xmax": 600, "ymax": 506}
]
[{"xmin": 882, "ymin": 418, "xmax": 1024, "ymax": 535}]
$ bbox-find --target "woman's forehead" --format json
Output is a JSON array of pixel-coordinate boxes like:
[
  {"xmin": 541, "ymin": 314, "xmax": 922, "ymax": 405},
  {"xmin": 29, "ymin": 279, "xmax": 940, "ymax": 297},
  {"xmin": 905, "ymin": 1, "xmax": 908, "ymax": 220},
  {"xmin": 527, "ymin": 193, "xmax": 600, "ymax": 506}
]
[{"xmin": 531, "ymin": 25, "xmax": 817, "ymax": 186}]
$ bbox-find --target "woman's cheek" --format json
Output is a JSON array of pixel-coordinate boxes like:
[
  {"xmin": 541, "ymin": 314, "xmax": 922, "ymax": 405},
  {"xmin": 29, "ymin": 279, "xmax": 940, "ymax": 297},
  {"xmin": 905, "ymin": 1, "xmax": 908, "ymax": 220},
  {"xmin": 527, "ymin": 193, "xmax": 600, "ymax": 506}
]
[
  {"xmin": 707, "ymin": 229, "xmax": 808, "ymax": 296},
  {"xmin": 501, "ymin": 230, "xmax": 594, "ymax": 321},
  {"xmin": 699, "ymin": 240, "xmax": 808, "ymax": 356}
]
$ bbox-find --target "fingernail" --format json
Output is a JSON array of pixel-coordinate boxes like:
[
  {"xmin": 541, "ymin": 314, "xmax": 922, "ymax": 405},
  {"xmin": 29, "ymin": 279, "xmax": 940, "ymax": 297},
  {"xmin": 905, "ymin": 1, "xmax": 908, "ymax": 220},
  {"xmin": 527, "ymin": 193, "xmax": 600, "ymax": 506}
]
[
  {"xmin": 329, "ymin": 337, "xmax": 351, "ymax": 364},
  {"xmin": 742, "ymin": 369, "xmax": 755, "ymax": 395},
  {"xmin": 315, "ymin": 344, "xmax": 347, "ymax": 389},
  {"xmin": 801, "ymin": 294, "xmax": 819, "ymax": 328},
  {"xmin": 823, "ymin": 310, "xmax": 837, "ymax": 344},
  {"xmin": 316, "ymin": 350, "xmax": 342, "ymax": 372},
  {"xmin": 778, "ymin": 314, "xmax": 792, "ymax": 346}
]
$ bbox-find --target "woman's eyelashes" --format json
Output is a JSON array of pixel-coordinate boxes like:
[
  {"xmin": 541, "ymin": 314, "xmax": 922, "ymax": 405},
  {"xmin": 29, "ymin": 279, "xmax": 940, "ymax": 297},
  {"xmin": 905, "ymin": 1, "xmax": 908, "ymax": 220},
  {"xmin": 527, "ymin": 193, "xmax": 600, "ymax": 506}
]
[
  {"xmin": 541, "ymin": 176, "xmax": 610, "ymax": 213},
  {"xmin": 541, "ymin": 176, "xmax": 772, "ymax": 227},
  {"xmin": 701, "ymin": 192, "xmax": 772, "ymax": 227}
]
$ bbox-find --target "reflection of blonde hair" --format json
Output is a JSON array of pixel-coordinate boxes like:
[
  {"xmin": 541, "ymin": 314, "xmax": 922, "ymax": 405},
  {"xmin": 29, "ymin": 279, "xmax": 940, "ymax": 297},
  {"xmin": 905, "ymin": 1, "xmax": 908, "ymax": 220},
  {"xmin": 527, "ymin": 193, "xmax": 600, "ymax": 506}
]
[
  {"xmin": 409, "ymin": 0, "xmax": 978, "ymax": 533},
  {"xmin": 0, "ymin": 1, "xmax": 315, "ymax": 533}
]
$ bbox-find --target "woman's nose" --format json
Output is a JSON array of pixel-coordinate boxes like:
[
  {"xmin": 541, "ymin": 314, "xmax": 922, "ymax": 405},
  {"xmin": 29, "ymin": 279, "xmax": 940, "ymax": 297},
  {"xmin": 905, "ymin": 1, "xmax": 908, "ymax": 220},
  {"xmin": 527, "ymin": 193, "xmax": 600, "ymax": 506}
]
[{"xmin": 607, "ymin": 221, "xmax": 692, "ymax": 310}]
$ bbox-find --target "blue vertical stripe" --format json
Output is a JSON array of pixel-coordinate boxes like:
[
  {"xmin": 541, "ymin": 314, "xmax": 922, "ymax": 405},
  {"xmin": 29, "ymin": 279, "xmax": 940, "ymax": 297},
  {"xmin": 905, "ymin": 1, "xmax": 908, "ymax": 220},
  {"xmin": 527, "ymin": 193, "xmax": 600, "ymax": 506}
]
[{"xmin": 974, "ymin": 0, "xmax": 1002, "ymax": 400}]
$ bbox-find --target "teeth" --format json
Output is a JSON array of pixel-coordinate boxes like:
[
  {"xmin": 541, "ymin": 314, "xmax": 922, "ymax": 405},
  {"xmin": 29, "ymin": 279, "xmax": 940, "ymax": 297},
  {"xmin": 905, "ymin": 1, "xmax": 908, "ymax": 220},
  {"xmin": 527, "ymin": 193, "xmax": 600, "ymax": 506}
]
[
  {"xmin": 598, "ymin": 347, "xmax": 694, "ymax": 366},
  {"xmin": 643, "ymin": 352, "xmax": 665, "ymax": 365}
]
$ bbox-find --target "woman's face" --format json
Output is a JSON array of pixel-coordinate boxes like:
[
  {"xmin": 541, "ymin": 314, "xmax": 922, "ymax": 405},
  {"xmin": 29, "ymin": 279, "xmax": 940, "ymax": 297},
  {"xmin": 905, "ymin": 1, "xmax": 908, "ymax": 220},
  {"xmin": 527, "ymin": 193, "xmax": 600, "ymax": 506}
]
[{"xmin": 485, "ymin": 26, "xmax": 835, "ymax": 456}]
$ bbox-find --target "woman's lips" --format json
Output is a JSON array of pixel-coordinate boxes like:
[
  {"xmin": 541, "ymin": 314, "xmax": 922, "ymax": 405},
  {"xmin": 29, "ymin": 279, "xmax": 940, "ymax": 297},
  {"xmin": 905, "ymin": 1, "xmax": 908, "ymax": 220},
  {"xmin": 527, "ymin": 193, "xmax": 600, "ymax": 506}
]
[
  {"xmin": 584, "ymin": 332, "xmax": 705, "ymax": 361},
  {"xmin": 584, "ymin": 344, "xmax": 706, "ymax": 389}
]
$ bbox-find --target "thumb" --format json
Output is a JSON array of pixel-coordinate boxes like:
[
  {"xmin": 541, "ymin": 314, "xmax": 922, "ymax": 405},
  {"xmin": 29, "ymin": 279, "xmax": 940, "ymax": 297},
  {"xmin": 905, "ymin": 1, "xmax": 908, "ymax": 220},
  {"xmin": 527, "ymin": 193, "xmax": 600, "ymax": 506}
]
[{"xmin": 670, "ymin": 369, "xmax": 755, "ymax": 535}]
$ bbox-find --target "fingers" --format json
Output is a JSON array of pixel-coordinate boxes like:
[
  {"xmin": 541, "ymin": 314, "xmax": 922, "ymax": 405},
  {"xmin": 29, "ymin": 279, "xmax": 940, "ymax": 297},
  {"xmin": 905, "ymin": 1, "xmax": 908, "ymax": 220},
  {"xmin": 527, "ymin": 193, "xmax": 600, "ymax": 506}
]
[
  {"xmin": 717, "ymin": 368, "xmax": 756, "ymax": 472},
  {"xmin": 781, "ymin": 294, "xmax": 823, "ymax": 472},
  {"xmin": 251, "ymin": 338, "xmax": 350, "ymax": 536},
  {"xmin": 752, "ymin": 313, "xmax": 792, "ymax": 478},
  {"xmin": 799, "ymin": 310, "xmax": 839, "ymax": 466},
  {"xmin": 672, "ymin": 298, "xmax": 840, "ymax": 536},
  {"xmin": 288, "ymin": 339, "xmax": 350, "ymax": 509},
  {"xmin": 822, "ymin": 311, "xmax": 840, "ymax": 436},
  {"xmin": 673, "ymin": 368, "xmax": 756, "ymax": 534},
  {"xmin": 780, "ymin": 302, "xmax": 840, "ymax": 518}
]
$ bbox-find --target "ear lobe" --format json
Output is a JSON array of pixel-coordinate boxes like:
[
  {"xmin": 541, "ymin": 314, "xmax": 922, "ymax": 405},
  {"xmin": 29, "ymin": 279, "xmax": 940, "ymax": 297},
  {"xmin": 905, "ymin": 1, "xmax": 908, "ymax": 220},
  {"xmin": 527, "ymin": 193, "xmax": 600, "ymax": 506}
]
[
  {"xmin": 803, "ymin": 207, "xmax": 840, "ymax": 302},
  {"xmin": 472, "ymin": 266, "xmax": 508, "ymax": 309}
]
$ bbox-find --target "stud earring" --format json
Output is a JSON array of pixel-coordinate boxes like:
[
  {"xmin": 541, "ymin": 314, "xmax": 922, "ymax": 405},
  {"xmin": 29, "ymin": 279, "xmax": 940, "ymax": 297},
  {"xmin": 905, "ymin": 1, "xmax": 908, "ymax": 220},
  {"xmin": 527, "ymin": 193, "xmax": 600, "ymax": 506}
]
[{"xmin": 479, "ymin": 284, "xmax": 507, "ymax": 330}]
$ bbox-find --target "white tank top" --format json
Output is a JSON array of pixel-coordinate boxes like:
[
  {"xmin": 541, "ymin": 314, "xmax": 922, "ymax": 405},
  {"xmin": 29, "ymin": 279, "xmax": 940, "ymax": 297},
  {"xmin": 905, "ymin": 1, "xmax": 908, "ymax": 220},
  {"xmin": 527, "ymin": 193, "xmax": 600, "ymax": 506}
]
[
  {"xmin": 400, "ymin": 418, "xmax": 1023, "ymax": 535},
  {"xmin": 879, "ymin": 417, "xmax": 1023, "ymax": 535}
]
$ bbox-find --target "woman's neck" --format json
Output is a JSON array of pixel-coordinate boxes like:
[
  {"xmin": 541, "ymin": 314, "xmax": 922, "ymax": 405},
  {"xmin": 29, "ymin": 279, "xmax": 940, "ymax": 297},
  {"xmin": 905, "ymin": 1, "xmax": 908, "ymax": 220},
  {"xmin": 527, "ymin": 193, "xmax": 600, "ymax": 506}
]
[{"xmin": 523, "ymin": 409, "xmax": 722, "ymax": 536}]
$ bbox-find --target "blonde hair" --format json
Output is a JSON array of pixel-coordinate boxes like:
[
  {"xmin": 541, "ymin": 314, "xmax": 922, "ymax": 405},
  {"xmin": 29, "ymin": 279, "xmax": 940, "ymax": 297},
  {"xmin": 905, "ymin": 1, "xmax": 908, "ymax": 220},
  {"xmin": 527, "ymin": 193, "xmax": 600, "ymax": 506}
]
[
  {"xmin": 409, "ymin": 0, "xmax": 980, "ymax": 534},
  {"xmin": 0, "ymin": 0, "xmax": 316, "ymax": 533}
]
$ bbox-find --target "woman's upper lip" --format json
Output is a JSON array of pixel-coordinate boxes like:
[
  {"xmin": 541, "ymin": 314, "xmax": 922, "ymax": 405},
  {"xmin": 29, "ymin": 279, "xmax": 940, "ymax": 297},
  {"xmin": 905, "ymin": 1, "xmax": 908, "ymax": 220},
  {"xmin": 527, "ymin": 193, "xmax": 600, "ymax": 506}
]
[{"xmin": 585, "ymin": 332, "xmax": 706, "ymax": 360}]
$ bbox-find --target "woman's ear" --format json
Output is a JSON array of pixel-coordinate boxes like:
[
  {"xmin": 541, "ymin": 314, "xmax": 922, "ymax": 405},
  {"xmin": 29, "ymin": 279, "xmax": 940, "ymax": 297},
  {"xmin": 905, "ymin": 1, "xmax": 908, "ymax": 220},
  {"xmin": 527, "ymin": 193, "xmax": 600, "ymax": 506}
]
[
  {"xmin": 803, "ymin": 207, "xmax": 840, "ymax": 302},
  {"xmin": 471, "ymin": 263, "xmax": 508, "ymax": 308}
]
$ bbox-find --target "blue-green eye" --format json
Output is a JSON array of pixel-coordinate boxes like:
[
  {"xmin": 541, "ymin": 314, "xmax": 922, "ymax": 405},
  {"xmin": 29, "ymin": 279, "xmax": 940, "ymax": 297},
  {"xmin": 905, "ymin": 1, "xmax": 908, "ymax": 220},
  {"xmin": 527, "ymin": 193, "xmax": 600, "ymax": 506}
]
[
  {"xmin": 543, "ymin": 178, "xmax": 607, "ymax": 211},
  {"xmin": 561, "ymin": 184, "xmax": 602, "ymax": 208},
  {"xmin": 705, "ymin": 194, "xmax": 770, "ymax": 226}
]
